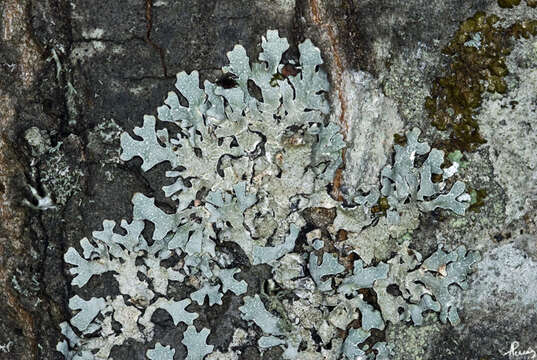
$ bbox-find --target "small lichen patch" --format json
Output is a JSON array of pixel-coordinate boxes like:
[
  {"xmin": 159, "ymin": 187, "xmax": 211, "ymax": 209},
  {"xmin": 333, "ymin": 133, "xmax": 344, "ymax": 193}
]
[
  {"xmin": 147, "ymin": 343, "xmax": 175, "ymax": 360},
  {"xmin": 182, "ymin": 326, "xmax": 214, "ymax": 360}
]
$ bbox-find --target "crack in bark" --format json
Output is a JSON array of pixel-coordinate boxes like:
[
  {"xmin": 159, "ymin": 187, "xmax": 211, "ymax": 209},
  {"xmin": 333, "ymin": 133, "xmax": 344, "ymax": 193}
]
[
  {"xmin": 0, "ymin": 116, "xmax": 38, "ymax": 358},
  {"xmin": 26, "ymin": 1, "xmax": 76, "ymax": 356},
  {"xmin": 145, "ymin": 0, "xmax": 168, "ymax": 77},
  {"xmin": 308, "ymin": 0, "xmax": 348, "ymax": 201}
]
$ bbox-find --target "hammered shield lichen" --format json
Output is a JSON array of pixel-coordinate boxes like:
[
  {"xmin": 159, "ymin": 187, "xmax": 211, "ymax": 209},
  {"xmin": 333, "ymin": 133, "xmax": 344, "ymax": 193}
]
[{"xmin": 57, "ymin": 30, "xmax": 478, "ymax": 360}]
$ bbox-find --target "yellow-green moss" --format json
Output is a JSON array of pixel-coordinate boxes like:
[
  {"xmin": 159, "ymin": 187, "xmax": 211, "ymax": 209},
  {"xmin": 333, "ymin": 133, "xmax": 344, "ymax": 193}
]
[
  {"xmin": 425, "ymin": 11, "xmax": 537, "ymax": 153},
  {"xmin": 509, "ymin": 19, "xmax": 537, "ymax": 39},
  {"xmin": 498, "ymin": 0, "xmax": 537, "ymax": 7},
  {"xmin": 498, "ymin": 0, "xmax": 521, "ymax": 8}
]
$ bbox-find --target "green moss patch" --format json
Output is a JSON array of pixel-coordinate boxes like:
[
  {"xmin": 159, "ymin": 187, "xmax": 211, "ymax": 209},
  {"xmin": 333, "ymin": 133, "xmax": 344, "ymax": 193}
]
[{"xmin": 425, "ymin": 11, "xmax": 537, "ymax": 152}]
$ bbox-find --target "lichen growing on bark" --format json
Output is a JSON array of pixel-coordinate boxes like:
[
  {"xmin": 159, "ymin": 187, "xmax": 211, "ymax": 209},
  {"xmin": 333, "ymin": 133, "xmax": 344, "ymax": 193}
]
[{"xmin": 57, "ymin": 30, "xmax": 479, "ymax": 360}]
